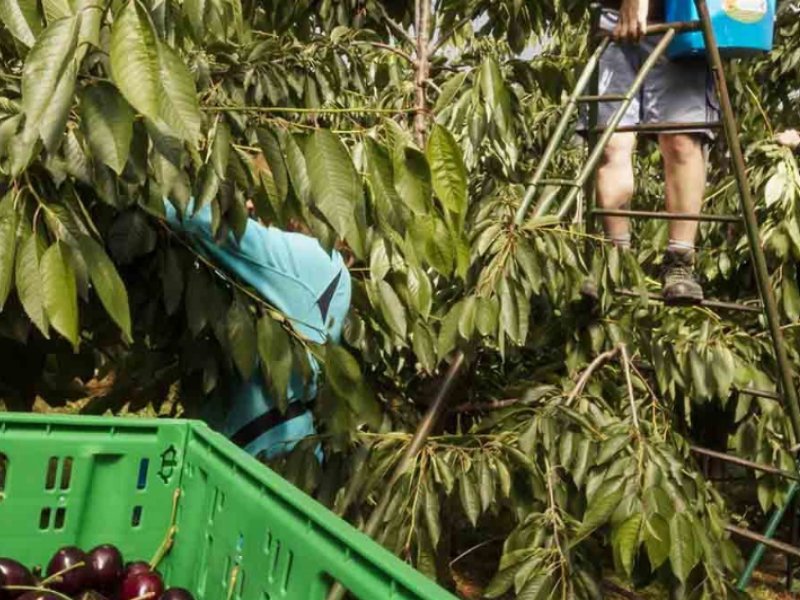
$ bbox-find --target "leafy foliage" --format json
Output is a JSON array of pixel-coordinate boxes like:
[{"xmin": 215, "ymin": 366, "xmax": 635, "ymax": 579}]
[{"xmin": 1, "ymin": 0, "xmax": 800, "ymax": 597}]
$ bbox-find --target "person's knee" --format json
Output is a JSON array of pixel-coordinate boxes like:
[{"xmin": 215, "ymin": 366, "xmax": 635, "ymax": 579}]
[
  {"xmin": 600, "ymin": 134, "xmax": 636, "ymax": 168},
  {"xmin": 660, "ymin": 134, "xmax": 703, "ymax": 166}
]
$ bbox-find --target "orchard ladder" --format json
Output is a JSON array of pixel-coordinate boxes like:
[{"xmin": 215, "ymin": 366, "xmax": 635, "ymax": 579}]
[{"xmin": 512, "ymin": 0, "xmax": 800, "ymax": 589}]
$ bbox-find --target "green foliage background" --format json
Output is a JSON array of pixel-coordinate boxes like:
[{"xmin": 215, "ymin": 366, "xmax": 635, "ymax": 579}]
[{"xmin": 1, "ymin": 0, "xmax": 800, "ymax": 597}]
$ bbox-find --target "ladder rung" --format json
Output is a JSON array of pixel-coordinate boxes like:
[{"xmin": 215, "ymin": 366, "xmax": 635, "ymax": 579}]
[
  {"xmin": 690, "ymin": 445, "xmax": 800, "ymax": 481},
  {"xmin": 737, "ymin": 387, "xmax": 781, "ymax": 401},
  {"xmin": 577, "ymin": 94, "xmax": 627, "ymax": 103},
  {"xmin": 726, "ymin": 524, "xmax": 800, "ymax": 559},
  {"xmin": 592, "ymin": 122, "xmax": 724, "ymax": 135},
  {"xmin": 616, "ymin": 288, "xmax": 763, "ymax": 313},
  {"xmin": 591, "ymin": 208, "xmax": 741, "ymax": 224},
  {"xmin": 537, "ymin": 178, "xmax": 581, "ymax": 187},
  {"xmin": 597, "ymin": 20, "xmax": 702, "ymax": 37}
]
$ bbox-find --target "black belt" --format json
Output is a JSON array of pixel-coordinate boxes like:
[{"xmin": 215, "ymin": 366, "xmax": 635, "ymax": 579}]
[{"xmin": 230, "ymin": 401, "xmax": 312, "ymax": 448}]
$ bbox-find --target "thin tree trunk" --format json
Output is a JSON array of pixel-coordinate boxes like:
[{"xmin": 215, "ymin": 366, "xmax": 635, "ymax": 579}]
[{"xmin": 414, "ymin": 0, "xmax": 431, "ymax": 147}]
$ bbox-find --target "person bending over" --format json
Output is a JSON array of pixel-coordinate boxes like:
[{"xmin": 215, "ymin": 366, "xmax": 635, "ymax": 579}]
[{"xmin": 163, "ymin": 195, "xmax": 351, "ymax": 461}]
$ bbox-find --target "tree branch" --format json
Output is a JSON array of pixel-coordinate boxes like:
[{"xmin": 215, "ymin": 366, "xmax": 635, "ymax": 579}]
[
  {"xmin": 450, "ymin": 397, "xmax": 520, "ymax": 413},
  {"xmin": 374, "ymin": 2, "xmax": 415, "ymax": 47},
  {"xmin": 413, "ymin": 0, "xmax": 432, "ymax": 146},
  {"xmin": 354, "ymin": 40, "xmax": 415, "ymax": 65},
  {"xmin": 620, "ymin": 344, "xmax": 640, "ymax": 433},
  {"xmin": 429, "ymin": 12, "xmax": 474, "ymax": 55},
  {"xmin": 565, "ymin": 346, "xmax": 621, "ymax": 405}
]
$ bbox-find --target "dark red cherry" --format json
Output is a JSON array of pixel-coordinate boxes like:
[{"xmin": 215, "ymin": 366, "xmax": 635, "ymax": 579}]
[
  {"xmin": 122, "ymin": 563, "xmax": 151, "ymax": 579},
  {"xmin": 45, "ymin": 546, "xmax": 90, "ymax": 595},
  {"xmin": 159, "ymin": 589, "xmax": 194, "ymax": 600},
  {"xmin": 0, "ymin": 559, "xmax": 34, "ymax": 598},
  {"xmin": 88, "ymin": 545, "xmax": 123, "ymax": 592},
  {"xmin": 119, "ymin": 572, "xmax": 164, "ymax": 600}
]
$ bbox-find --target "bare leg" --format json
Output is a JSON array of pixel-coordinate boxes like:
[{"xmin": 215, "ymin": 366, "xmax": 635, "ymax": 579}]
[
  {"xmin": 659, "ymin": 133, "xmax": 706, "ymax": 245},
  {"xmin": 596, "ymin": 132, "xmax": 637, "ymax": 245}
]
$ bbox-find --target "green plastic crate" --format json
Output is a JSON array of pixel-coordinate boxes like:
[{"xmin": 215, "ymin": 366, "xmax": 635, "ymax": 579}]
[{"xmin": 0, "ymin": 413, "xmax": 456, "ymax": 600}]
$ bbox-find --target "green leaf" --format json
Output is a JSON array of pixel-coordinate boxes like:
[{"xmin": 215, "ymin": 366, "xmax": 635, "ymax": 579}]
[
  {"xmin": 227, "ymin": 297, "xmax": 257, "ymax": 380},
  {"xmin": 210, "ymin": 118, "xmax": 231, "ymax": 179},
  {"xmin": 21, "ymin": 15, "xmax": 79, "ymax": 145},
  {"xmin": 78, "ymin": 235, "xmax": 132, "ymax": 342},
  {"xmin": 412, "ymin": 321, "xmax": 437, "ymax": 373},
  {"xmin": 42, "ymin": 0, "xmax": 70, "ymax": 22},
  {"xmin": 669, "ymin": 512, "xmax": 699, "ymax": 583},
  {"xmin": 576, "ymin": 476, "xmax": 625, "ymax": 538},
  {"xmin": 613, "ymin": 513, "xmax": 642, "ymax": 577},
  {"xmin": 426, "ymin": 123, "xmax": 468, "ymax": 218},
  {"xmin": 184, "ymin": 0, "xmax": 206, "ymax": 38},
  {"xmin": 257, "ymin": 127, "xmax": 289, "ymax": 203},
  {"xmin": 458, "ymin": 295, "xmax": 477, "ymax": 339},
  {"xmin": 283, "ymin": 133, "xmax": 312, "ymax": 205},
  {"xmin": 162, "ymin": 246, "xmax": 183, "ymax": 316},
  {"xmin": 423, "ymin": 477, "xmax": 441, "ymax": 548},
  {"xmin": 256, "ymin": 315, "xmax": 292, "ymax": 411},
  {"xmin": 484, "ymin": 565, "xmax": 521, "ymax": 599},
  {"xmin": 38, "ymin": 55, "xmax": 76, "ymax": 152},
  {"xmin": 16, "ymin": 230, "xmax": 48, "ymax": 336},
  {"xmin": 0, "ymin": 0, "xmax": 41, "ymax": 46},
  {"xmin": 459, "ymin": 470, "xmax": 480, "ymax": 527},
  {"xmin": 107, "ymin": 210, "xmax": 157, "ymax": 265},
  {"xmin": 782, "ymin": 275, "xmax": 800, "ymax": 322},
  {"xmin": 433, "ymin": 71, "xmax": 468, "ymax": 115},
  {"xmin": 393, "ymin": 146, "xmax": 432, "ymax": 215},
  {"xmin": 185, "ymin": 266, "xmax": 209, "ymax": 336},
  {"xmin": 80, "ymin": 83, "xmax": 135, "ymax": 175},
  {"xmin": 499, "ymin": 278, "xmax": 529, "ymax": 344},
  {"xmin": 41, "ymin": 241, "xmax": 79, "ymax": 347},
  {"xmin": 377, "ymin": 280, "xmax": 407, "ymax": 338},
  {"xmin": 0, "ymin": 193, "xmax": 19, "ymax": 310},
  {"xmin": 110, "ymin": 1, "xmax": 160, "ymax": 121},
  {"xmin": 406, "ymin": 265, "xmax": 432, "ymax": 319},
  {"xmin": 476, "ymin": 296, "xmax": 499, "ymax": 337},
  {"xmin": 304, "ymin": 130, "xmax": 364, "ymax": 257},
  {"xmin": 364, "ymin": 138, "xmax": 402, "ymax": 227},
  {"xmin": 156, "ymin": 42, "xmax": 202, "ymax": 143},
  {"xmin": 643, "ymin": 513, "xmax": 670, "ymax": 569},
  {"xmin": 437, "ymin": 301, "xmax": 463, "ymax": 360},
  {"xmin": 480, "ymin": 56, "xmax": 513, "ymax": 140},
  {"xmin": 195, "ymin": 164, "xmax": 220, "ymax": 215},
  {"xmin": 478, "ymin": 456, "xmax": 494, "ymax": 512},
  {"xmin": 324, "ymin": 343, "xmax": 381, "ymax": 429}
]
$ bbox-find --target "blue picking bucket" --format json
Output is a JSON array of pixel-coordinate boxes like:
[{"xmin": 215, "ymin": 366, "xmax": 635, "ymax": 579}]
[{"xmin": 665, "ymin": 0, "xmax": 776, "ymax": 59}]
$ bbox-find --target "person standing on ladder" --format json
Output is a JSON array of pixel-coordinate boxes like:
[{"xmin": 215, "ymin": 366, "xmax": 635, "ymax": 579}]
[{"xmin": 583, "ymin": 0, "xmax": 720, "ymax": 303}]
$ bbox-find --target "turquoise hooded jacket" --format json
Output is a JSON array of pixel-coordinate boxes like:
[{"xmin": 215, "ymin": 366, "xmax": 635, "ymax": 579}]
[{"xmin": 164, "ymin": 200, "xmax": 351, "ymax": 459}]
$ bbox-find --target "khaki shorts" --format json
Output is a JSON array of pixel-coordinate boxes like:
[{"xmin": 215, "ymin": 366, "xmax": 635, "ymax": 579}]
[{"xmin": 582, "ymin": 9, "xmax": 720, "ymax": 138}]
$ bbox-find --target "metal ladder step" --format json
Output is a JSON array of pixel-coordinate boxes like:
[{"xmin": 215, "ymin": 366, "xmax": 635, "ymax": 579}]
[
  {"xmin": 591, "ymin": 208, "xmax": 741, "ymax": 224},
  {"xmin": 597, "ymin": 21, "xmax": 703, "ymax": 37},
  {"xmin": 726, "ymin": 525, "xmax": 800, "ymax": 559},
  {"xmin": 738, "ymin": 387, "xmax": 781, "ymax": 401},
  {"xmin": 690, "ymin": 446, "xmax": 800, "ymax": 481},
  {"xmin": 592, "ymin": 121, "xmax": 724, "ymax": 135},
  {"xmin": 577, "ymin": 94, "xmax": 627, "ymax": 103},
  {"xmin": 616, "ymin": 288, "xmax": 763, "ymax": 313}
]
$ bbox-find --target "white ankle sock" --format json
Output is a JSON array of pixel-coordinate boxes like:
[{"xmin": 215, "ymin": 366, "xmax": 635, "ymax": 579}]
[
  {"xmin": 667, "ymin": 239, "xmax": 694, "ymax": 253},
  {"xmin": 609, "ymin": 233, "xmax": 631, "ymax": 250}
]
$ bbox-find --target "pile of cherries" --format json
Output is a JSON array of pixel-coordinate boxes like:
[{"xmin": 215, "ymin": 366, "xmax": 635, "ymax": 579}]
[{"xmin": 0, "ymin": 546, "xmax": 193, "ymax": 600}]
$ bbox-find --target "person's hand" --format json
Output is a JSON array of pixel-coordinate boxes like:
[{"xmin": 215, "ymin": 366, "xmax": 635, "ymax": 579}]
[
  {"xmin": 614, "ymin": 0, "xmax": 649, "ymax": 43},
  {"xmin": 775, "ymin": 129, "xmax": 800, "ymax": 149}
]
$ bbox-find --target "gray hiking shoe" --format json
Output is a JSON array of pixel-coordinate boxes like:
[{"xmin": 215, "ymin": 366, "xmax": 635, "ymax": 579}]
[{"xmin": 661, "ymin": 248, "xmax": 703, "ymax": 305}]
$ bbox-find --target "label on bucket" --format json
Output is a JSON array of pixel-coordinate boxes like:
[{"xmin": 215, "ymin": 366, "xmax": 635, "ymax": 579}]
[{"xmin": 722, "ymin": 0, "xmax": 768, "ymax": 23}]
